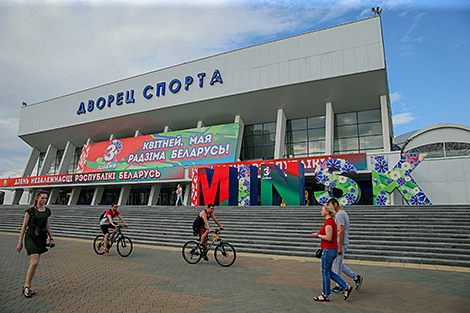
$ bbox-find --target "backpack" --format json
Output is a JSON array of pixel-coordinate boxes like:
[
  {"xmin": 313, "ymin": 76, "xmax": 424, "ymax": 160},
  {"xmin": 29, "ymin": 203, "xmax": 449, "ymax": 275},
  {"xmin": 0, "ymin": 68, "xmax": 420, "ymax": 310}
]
[{"xmin": 99, "ymin": 210, "xmax": 108, "ymax": 222}]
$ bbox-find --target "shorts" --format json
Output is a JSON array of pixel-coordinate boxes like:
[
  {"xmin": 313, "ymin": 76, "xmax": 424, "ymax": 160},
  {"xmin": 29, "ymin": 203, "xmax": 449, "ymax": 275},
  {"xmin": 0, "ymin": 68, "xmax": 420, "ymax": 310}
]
[
  {"xmin": 193, "ymin": 225, "xmax": 207, "ymax": 237},
  {"xmin": 101, "ymin": 224, "xmax": 114, "ymax": 235}
]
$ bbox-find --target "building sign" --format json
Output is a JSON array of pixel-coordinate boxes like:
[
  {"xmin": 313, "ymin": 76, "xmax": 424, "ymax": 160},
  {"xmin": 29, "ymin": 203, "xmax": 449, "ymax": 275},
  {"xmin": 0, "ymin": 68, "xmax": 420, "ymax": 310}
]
[
  {"xmin": 76, "ymin": 69, "xmax": 223, "ymax": 115},
  {"xmin": 2, "ymin": 167, "xmax": 184, "ymax": 188},
  {"xmin": 76, "ymin": 123, "xmax": 240, "ymax": 173}
]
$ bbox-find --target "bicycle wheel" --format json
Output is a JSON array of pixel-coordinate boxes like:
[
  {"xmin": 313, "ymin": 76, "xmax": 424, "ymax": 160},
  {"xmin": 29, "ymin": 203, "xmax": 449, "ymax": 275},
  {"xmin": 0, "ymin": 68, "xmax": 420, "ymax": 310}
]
[
  {"xmin": 93, "ymin": 235, "xmax": 105, "ymax": 255},
  {"xmin": 182, "ymin": 241, "xmax": 202, "ymax": 264},
  {"xmin": 117, "ymin": 236, "xmax": 133, "ymax": 257},
  {"xmin": 214, "ymin": 242, "xmax": 236, "ymax": 267}
]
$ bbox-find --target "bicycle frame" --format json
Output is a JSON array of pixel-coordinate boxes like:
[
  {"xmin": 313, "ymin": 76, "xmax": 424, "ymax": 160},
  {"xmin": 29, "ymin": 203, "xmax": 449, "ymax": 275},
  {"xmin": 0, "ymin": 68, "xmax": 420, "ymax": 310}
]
[{"xmin": 204, "ymin": 232, "xmax": 221, "ymax": 251}]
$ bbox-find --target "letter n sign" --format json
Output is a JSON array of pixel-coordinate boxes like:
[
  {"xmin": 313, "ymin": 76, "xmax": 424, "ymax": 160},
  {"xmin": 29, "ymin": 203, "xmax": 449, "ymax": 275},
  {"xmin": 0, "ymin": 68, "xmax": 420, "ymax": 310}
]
[
  {"xmin": 197, "ymin": 167, "xmax": 238, "ymax": 206},
  {"xmin": 261, "ymin": 161, "xmax": 305, "ymax": 206}
]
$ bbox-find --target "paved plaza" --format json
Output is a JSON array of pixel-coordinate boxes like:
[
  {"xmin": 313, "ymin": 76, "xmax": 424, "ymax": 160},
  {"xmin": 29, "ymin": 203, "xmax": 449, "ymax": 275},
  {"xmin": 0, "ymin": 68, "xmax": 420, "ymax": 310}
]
[{"xmin": 1, "ymin": 232, "xmax": 469, "ymax": 313}]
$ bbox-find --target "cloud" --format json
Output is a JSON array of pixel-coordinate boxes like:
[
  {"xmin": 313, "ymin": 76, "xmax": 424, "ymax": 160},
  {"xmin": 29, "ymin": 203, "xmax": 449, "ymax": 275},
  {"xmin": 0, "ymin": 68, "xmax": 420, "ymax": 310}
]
[
  {"xmin": 390, "ymin": 91, "xmax": 404, "ymax": 103},
  {"xmin": 393, "ymin": 112, "xmax": 416, "ymax": 125}
]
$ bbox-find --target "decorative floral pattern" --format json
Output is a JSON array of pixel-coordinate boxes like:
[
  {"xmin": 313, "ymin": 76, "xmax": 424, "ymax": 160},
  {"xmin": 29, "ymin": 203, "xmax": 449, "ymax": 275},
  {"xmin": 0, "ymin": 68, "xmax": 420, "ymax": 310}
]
[
  {"xmin": 314, "ymin": 158, "xmax": 361, "ymax": 206},
  {"xmin": 238, "ymin": 165, "xmax": 252, "ymax": 206},
  {"xmin": 371, "ymin": 154, "xmax": 432, "ymax": 205}
]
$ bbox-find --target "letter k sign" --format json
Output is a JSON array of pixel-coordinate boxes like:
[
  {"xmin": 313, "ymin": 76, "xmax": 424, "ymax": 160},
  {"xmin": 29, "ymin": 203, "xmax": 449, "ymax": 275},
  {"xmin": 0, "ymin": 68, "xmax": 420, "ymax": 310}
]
[{"xmin": 371, "ymin": 154, "xmax": 432, "ymax": 205}]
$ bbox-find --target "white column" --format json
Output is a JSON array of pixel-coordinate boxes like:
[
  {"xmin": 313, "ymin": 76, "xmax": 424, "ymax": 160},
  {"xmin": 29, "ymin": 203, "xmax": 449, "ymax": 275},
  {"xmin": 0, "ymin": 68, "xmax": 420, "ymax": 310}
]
[
  {"xmin": 183, "ymin": 182, "xmax": 191, "ymax": 206},
  {"xmin": 274, "ymin": 109, "xmax": 287, "ymax": 159},
  {"xmin": 148, "ymin": 184, "xmax": 161, "ymax": 206},
  {"xmin": 48, "ymin": 189, "xmax": 60, "ymax": 205},
  {"xmin": 164, "ymin": 126, "xmax": 172, "ymax": 133},
  {"xmin": 91, "ymin": 186, "xmax": 105, "ymax": 205},
  {"xmin": 22, "ymin": 148, "xmax": 41, "ymax": 177},
  {"xmin": 234, "ymin": 115, "xmax": 245, "ymax": 161},
  {"xmin": 57, "ymin": 141, "xmax": 76, "ymax": 174},
  {"xmin": 380, "ymin": 94, "xmax": 392, "ymax": 152},
  {"xmin": 197, "ymin": 121, "xmax": 205, "ymax": 130},
  {"xmin": 39, "ymin": 144, "xmax": 57, "ymax": 176},
  {"xmin": 12, "ymin": 189, "xmax": 24, "ymax": 205},
  {"xmin": 118, "ymin": 186, "xmax": 131, "ymax": 206},
  {"xmin": 134, "ymin": 130, "xmax": 142, "ymax": 137},
  {"xmin": 325, "ymin": 102, "xmax": 335, "ymax": 155},
  {"xmin": 68, "ymin": 187, "xmax": 81, "ymax": 205}
]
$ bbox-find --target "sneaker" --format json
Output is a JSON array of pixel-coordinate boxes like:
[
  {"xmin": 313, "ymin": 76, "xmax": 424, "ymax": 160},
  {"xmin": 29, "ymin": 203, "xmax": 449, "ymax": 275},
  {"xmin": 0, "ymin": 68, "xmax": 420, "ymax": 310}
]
[
  {"xmin": 202, "ymin": 251, "xmax": 209, "ymax": 261},
  {"xmin": 22, "ymin": 286, "xmax": 33, "ymax": 298},
  {"xmin": 354, "ymin": 275, "xmax": 363, "ymax": 290},
  {"xmin": 104, "ymin": 249, "xmax": 109, "ymax": 254},
  {"xmin": 330, "ymin": 286, "xmax": 345, "ymax": 293}
]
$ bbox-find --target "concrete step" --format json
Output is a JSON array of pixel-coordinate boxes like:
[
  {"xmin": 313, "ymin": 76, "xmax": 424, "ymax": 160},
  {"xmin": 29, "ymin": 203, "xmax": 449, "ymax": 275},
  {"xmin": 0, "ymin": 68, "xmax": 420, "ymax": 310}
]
[{"xmin": 1, "ymin": 204, "xmax": 470, "ymax": 267}]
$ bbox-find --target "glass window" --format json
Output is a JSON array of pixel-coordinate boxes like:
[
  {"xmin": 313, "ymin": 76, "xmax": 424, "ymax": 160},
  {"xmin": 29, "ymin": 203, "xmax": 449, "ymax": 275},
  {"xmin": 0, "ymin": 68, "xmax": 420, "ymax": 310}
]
[
  {"xmin": 308, "ymin": 116, "xmax": 325, "ymax": 129},
  {"xmin": 286, "ymin": 118, "xmax": 307, "ymax": 131},
  {"xmin": 445, "ymin": 142, "xmax": 470, "ymax": 157},
  {"xmin": 335, "ymin": 112, "xmax": 357, "ymax": 125},
  {"xmin": 359, "ymin": 122, "xmax": 382, "ymax": 136},
  {"xmin": 407, "ymin": 143, "xmax": 444, "ymax": 158},
  {"xmin": 243, "ymin": 146, "xmax": 263, "ymax": 160},
  {"xmin": 243, "ymin": 136, "xmax": 263, "ymax": 147},
  {"xmin": 358, "ymin": 109, "xmax": 381, "ymax": 123},
  {"xmin": 263, "ymin": 122, "xmax": 276, "ymax": 134},
  {"xmin": 360, "ymin": 135, "xmax": 383, "ymax": 150},
  {"xmin": 309, "ymin": 141, "xmax": 325, "ymax": 154},
  {"xmin": 293, "ymin": 142, "xmax": 308, "ymax": 155},
  {"xmin": 288, "ymin": 130, "xmax": 308, "ymax": 142},
  {"xmin": 263, "ymin": 133, "xmax": 276, "ymax": 145},
  {"xmin": 244, "ymin": 124, "xmax": 263, "ymax": 136},
  {"xmin": 335, "ymin": 125, "xmax": 358, "ymax": 138},
  {"xmin": 263, "ymin": 145, "xmax": 275, "ymax": 159},
  {"xmin": 334, "ymin": 138, "xmax": 359, "ymax": 152},
  {"xmin": 308, "ymin": 128, "xmax": 325, "ymax": 141}
]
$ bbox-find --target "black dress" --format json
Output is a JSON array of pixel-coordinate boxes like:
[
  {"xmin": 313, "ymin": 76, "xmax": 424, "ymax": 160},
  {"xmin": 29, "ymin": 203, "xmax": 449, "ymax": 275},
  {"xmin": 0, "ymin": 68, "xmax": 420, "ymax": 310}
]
[{"xmin": 24, "ymin": 207, "xmax": 51, "ymax": 255}]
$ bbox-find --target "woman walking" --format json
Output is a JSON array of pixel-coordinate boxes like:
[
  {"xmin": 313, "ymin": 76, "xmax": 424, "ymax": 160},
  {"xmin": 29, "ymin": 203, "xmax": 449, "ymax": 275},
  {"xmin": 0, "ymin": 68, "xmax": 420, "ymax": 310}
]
[
  {"xmin": 16, "ymin": 190, "xmax": 54, "ymax": 298},
  {"xmin": 311, "ymin": 203, "xmax": 352, "ymax": 302},
  {"xmin": 175, "ymin": 184, "xmax": 184, "ymax": 206}
]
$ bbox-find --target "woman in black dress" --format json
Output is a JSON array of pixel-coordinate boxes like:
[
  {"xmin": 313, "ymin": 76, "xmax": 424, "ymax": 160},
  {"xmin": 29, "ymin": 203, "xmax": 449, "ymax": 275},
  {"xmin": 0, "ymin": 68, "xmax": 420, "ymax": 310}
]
[{"xmin": 16, "ymin": 190, "xmax": 54, "ymax": 298}]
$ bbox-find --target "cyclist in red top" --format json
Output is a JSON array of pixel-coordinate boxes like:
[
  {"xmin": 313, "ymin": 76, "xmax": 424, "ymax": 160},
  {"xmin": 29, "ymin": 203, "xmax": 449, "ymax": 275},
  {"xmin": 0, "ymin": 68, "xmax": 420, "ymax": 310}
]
[
  {"xmin": 312, "ymin": 203, "xmax": 352, "ymax": 302},
  {"xmin": 99, "ymin": 203, "xmax": 128, "ymax": 253}
]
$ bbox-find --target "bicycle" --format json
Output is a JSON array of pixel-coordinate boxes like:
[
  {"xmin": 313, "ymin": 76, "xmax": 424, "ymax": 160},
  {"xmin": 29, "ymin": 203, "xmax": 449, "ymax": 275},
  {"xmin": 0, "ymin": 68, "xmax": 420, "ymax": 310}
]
[
  {"xmin": 93, "ymin": 225, "xmax": 133, "ymax": 257},
  {"xmin": 182, "ymin": 229, "xmax": 236, "ymax": 267}
]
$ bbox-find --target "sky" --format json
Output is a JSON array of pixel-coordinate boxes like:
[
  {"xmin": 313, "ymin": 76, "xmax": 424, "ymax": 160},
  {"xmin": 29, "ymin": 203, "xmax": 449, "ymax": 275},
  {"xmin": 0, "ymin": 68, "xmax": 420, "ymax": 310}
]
[{"xmin": 0, "ymin": 0, "xmax": 469, "ymax": 179}]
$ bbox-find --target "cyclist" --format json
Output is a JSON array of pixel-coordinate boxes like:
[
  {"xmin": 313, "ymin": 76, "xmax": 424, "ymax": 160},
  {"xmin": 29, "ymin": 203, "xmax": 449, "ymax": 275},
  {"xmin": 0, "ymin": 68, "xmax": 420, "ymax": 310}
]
[
  {"xmin": 100, "ymin": 203, "xmax": 128, "ymax": 253},
  {"xmin": 192, "ymin": 203, "xmax": 224, "ymax": 260}
]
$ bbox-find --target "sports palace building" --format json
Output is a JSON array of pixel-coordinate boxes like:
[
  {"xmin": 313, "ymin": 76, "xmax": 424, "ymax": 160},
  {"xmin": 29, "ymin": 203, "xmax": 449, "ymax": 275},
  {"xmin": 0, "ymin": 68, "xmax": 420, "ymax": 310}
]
[{"xmin": 3, "ymin": 16, "xmax": 470, "ymax": 206}]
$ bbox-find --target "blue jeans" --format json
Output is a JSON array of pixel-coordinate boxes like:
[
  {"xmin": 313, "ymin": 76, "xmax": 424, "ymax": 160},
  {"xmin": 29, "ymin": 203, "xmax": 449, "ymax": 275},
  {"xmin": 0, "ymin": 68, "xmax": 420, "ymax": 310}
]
[{"xmin": 321, "ymin": 248, "xmax": 348, "ymax": 297}]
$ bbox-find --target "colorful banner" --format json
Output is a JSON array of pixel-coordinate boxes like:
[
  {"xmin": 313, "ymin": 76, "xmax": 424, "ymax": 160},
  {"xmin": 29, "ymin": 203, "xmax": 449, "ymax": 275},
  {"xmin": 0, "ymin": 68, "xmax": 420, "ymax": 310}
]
[
  {"xmin": 76, "ymin": 123, "xmax": 240, "ymax": 173},
  {"xmin": 193, "ymin": 153, "xmax": 367, "ymax": 173},
  {"xmin": 2, "ymin": 167, "xmax": 184, "ymax": 188}
]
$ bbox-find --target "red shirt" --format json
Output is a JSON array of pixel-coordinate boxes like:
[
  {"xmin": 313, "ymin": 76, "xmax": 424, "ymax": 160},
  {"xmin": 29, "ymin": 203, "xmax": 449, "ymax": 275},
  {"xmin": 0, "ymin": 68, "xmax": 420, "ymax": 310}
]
[
  {"xmin": 319, "ymin": 218, "xmax": 338, "ymax": 249},
  {"xmin": 106, "ymin": 209, "xmax": 120, "ymax": 218}
]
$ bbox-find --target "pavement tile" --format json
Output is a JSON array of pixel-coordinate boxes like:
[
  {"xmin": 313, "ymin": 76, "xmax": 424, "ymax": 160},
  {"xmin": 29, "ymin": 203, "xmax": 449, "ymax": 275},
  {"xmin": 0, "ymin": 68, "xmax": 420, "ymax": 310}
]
[{"xmin": 1, "ymin": 232, "xmax": 470, "ymax": 313}]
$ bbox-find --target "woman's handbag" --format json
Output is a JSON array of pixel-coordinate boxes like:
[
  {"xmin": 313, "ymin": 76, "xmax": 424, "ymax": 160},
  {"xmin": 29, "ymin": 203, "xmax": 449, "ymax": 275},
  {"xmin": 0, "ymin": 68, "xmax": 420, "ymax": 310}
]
[
  {"xmin": 35, "ymin": 226, "xmax": 48, "ymax": 239},
  {"xmin": 315, "ymin": 248, "xmax": 323, "ymax": 259}
]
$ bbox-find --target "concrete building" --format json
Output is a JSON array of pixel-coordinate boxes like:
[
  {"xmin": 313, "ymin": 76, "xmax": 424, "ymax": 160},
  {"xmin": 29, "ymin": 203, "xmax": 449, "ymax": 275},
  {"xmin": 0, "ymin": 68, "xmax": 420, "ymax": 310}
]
[{"xmin": 3, "ymin": 16, "xmax": 400, "ymax": 206}]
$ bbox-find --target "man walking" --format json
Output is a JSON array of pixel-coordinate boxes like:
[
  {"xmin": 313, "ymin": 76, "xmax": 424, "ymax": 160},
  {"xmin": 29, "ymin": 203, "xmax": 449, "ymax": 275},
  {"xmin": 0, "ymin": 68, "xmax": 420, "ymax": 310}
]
[{"xmin": 327, "ymin": 198, "xmax": 363, "ymax": 293}]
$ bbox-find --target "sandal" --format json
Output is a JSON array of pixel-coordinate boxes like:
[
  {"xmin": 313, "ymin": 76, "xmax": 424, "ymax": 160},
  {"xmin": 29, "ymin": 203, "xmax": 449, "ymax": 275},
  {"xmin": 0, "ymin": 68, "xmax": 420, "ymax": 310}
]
[
  {"xmin": 314, "ymin": 294, "xmax": 329, "ymax": 302},
  {"xmin": 22, "ymin": 286, "xmax": 33, "ymax": 298},
  {"xmin": 343, "ymin": 285, "xmax": 353, "ymax": 300}
]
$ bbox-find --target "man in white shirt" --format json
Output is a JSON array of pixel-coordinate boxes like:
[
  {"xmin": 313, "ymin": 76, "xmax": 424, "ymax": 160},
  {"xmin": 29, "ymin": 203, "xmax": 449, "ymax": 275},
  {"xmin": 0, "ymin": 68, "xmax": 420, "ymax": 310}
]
[{"xmin": 328, "ymin": 198, "xmax": 363, "ymax": 293}]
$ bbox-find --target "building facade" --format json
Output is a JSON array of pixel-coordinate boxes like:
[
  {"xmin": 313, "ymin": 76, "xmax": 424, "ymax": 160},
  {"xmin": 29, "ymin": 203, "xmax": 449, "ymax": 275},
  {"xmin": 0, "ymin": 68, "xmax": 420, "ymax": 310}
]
[{"xmin": 3, "ymin": 16, "xmax": 398, "ymax": 206}]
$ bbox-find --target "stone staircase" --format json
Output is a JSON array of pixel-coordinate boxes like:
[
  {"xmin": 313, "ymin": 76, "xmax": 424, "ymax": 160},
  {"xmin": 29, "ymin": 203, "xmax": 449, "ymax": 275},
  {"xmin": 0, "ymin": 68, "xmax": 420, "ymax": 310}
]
[{"xmin": 1, "ymin": 204, "xmax": 469, "ymax": 267}]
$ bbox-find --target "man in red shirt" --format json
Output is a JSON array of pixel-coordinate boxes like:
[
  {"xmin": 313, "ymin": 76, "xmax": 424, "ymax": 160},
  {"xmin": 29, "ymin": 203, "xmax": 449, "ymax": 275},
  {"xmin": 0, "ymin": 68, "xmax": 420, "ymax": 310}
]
[{"xmin": 99, "ymin": 203, "xmax": 128, "ymax": 253}]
